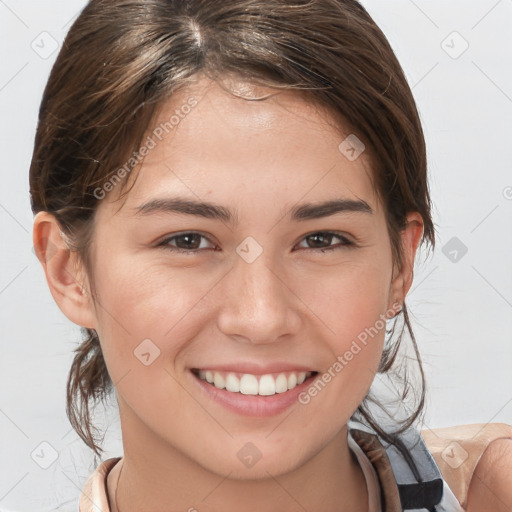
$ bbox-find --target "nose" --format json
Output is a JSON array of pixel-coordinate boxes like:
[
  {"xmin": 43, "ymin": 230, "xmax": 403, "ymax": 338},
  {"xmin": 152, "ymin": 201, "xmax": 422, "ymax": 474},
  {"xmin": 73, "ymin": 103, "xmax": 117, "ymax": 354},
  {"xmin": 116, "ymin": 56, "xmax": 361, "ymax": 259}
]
[{"xmin": 216, "ymin": 250, "xmax": 302, "ymax": 345}]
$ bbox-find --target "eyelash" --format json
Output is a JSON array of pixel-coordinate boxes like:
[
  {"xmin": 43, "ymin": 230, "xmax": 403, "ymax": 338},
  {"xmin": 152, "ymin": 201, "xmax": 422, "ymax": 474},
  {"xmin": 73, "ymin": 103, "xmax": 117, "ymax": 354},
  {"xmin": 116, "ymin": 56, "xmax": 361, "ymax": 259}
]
[{"xmin": 156, "ymin": 231, "xmax": 356, "ymax": 254}]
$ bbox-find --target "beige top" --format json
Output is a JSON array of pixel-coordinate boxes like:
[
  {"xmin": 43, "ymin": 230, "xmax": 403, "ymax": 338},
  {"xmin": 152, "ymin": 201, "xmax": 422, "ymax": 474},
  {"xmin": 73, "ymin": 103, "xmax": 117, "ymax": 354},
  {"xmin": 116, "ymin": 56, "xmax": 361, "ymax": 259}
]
[
  {"xmin": 420, "ymin": 422, "xmax": 512, "ymax": 507},
  {"xmin": 79, "ymin": 422, "xmax": 512, "ymax": 512}
]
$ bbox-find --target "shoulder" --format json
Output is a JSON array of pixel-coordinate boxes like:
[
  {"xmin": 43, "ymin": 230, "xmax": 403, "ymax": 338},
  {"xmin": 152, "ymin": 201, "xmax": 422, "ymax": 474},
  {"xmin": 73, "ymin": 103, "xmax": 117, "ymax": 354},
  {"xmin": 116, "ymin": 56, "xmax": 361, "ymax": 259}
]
[
  {"xmin": 79, "ymin": 457, "xmax": 122, "ymax": 512},
  {"xmin": 466, "ymin": 437, "xmax": 512, "ymax": 512},
  {"xmin": 421, "ymin": 422, "xmax": 512, "ymax": 511}
]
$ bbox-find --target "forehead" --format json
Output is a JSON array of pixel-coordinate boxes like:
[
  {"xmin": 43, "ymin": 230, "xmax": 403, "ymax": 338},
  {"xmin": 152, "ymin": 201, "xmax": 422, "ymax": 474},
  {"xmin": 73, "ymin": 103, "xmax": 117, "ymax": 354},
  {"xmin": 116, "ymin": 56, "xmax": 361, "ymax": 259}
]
[{"xmin": 102, "ymin": 75, "xmax": 381, "ymax": 218}]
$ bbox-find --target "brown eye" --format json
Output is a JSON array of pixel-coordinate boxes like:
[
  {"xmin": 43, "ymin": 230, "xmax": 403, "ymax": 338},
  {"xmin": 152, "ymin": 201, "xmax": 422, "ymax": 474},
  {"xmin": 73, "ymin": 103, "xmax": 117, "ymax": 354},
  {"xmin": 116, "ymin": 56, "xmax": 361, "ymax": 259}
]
[
  {"xmin": 158, "ymin": 232, "xmax": 215, "ymax": 253},
  {"xmin": 296, "ymin": 231, "xmax": 354, "ymax": 252}
]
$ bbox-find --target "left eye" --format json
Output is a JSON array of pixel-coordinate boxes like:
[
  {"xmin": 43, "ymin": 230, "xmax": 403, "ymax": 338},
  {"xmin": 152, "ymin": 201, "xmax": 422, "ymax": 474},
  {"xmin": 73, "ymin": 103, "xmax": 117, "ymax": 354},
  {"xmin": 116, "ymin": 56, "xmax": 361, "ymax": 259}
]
[
  {"xmin": 296, "ymin": 231, "xmax": 354, "ymax": 251},
  {"xmin": 157, "ymin": 231, "xmax": 354, "ymax": 254}
]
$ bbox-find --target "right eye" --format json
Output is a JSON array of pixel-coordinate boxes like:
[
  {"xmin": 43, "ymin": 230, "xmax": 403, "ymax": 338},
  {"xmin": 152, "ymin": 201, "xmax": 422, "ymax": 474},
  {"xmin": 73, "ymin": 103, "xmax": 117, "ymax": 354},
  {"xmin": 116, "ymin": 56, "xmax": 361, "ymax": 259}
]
[{"xmin": 157, "ymin": 232, "xmax": 217, "ymax": 254}]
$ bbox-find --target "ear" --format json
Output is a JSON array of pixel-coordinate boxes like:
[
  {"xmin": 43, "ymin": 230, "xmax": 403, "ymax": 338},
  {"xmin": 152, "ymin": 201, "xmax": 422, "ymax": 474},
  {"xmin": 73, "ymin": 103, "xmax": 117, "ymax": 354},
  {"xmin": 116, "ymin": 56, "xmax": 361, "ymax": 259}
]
[
  {"xmin": 33, "ymin": 211, "xmax": 97, "ymax": 329},
  {"xmin": 388, "ymin": 212, "xmax": 424, "ymax": 311}
]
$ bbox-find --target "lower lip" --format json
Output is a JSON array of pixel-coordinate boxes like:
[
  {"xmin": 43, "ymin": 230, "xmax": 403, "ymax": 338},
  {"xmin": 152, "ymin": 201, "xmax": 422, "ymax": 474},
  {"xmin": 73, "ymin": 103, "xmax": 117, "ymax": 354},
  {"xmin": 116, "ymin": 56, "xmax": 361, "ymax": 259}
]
[{"xmin": 190, "ymin": 371, "xmax": 318, "ymax": 417}]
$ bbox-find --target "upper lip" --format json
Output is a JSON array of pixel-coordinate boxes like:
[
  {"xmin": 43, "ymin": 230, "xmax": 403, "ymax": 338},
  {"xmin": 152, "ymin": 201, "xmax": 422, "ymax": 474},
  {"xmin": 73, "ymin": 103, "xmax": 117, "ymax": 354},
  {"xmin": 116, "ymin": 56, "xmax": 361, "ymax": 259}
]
[{"xmin": 191, "ymin": 362, "xmax": 317, "ymax": 375}]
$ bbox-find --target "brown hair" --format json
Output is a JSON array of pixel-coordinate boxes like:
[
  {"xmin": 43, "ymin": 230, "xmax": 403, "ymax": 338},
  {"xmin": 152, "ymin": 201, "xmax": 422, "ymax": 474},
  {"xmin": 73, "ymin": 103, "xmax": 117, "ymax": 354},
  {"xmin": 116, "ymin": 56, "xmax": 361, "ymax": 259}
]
[{"xmin": 29, "ymin": 0, "xmax": 435, "ymax": 460}]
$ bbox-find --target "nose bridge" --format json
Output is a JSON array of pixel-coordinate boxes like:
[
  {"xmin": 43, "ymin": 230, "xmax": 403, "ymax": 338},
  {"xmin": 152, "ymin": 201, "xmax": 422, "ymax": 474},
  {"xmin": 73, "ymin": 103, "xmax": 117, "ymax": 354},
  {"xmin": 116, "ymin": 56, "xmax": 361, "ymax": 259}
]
[
  {"xmin": 238, "ymin": 252, "xmax": 281, "ymax": 304},
  {"xmin": 217, "ymin": 247, "xmax": 298, "ymax": 343}
]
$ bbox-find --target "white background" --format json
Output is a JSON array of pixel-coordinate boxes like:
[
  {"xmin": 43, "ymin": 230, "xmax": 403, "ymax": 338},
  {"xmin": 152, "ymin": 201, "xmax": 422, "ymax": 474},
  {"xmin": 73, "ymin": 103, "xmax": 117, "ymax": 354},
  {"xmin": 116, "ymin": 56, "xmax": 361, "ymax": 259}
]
[{"xmin": 1, "ymin": 1, "xmax": 511, "ymax": 510}]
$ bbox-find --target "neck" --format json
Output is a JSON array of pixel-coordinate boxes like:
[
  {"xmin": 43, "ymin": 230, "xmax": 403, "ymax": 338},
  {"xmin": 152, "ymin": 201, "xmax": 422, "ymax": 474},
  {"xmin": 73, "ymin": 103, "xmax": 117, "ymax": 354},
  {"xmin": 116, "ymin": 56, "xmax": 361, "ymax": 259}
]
[{"xmin": 111, "ymin": 410, "xmax": 368, "ymax": 512}]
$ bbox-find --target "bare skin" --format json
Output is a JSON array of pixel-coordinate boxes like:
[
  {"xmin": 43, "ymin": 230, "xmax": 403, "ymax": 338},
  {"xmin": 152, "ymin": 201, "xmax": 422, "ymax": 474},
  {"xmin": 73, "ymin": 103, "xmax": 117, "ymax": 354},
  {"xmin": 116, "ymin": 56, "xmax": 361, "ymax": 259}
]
[
  {"xmin": 466, "ymin": 438, "xmax": 512, "ymax": 512},
  {"xmin": 33, "ymin": 75, "xmax": 424, "ymax": 512}
]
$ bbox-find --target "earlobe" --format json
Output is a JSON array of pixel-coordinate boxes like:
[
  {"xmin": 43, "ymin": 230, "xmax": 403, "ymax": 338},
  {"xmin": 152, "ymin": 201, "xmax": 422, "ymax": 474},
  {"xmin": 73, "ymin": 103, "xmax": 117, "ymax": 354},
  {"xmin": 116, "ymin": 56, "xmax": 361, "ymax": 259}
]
[
  {"xmin": 33, "ymin": 211, "xmax": 96, "ymax": 329},
  {"xmin": 388, "ymin": 212, "xmax": 424, "ymax": 310}
]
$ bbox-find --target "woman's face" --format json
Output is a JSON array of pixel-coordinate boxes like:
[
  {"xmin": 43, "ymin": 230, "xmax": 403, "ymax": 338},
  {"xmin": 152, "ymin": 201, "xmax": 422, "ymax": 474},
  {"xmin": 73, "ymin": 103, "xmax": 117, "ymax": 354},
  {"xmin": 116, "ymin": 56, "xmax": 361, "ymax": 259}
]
[{"xmin": 77, "ymin": 76, "xmax": 419, "ymax": 477}]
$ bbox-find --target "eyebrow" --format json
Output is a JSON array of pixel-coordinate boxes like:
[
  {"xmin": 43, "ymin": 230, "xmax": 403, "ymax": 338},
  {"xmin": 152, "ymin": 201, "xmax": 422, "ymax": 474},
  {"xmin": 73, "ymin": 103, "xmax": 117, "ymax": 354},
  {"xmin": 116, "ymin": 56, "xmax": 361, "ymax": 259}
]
[{"xmin": 132, "ymin": 196, "xmax": 373, "ymax": 224}]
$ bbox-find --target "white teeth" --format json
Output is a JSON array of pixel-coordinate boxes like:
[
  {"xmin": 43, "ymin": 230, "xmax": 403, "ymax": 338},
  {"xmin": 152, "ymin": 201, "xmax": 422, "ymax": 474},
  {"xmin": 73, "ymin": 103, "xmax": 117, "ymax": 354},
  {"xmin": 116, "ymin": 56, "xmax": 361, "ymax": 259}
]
[
  {"xmin": 275, "ymin": 374, "xmax": 288, "ymax": 393},
  {"xmin": 225, "ymin": 373, "xmax": 240, "ymax": 392},
  {"xmin": 213, "ymin": 372, "xmax": 225, "ymax": 389},
  {"xmin": 196, "ymin": 370, "xmax": 313, "ymax": 396},
  {"xmin": 258, "ymin": 374, "xmax": 276, "ymax": 396},
  {"xmin": 240, "ymin": 374, "xmax": 259, "ymax": 395}
]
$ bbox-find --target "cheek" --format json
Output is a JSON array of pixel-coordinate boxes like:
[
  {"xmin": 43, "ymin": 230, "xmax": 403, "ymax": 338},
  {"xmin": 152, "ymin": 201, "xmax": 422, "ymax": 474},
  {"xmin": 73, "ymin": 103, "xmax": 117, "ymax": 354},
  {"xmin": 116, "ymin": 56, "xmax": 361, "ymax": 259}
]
[
  {"xmin": 91, "ymin": 263, "xmax": 195, "ymax": 419},
  {"xmin": 294, "ymin": 255, "xmax": 392, "ymax": 342},
  {"xmin": 91, "ymin": 257, "xmax": 211, "ymax": 374},
  {"xmin": 93, "ymin": 254, "xmax": 193, "ymax": 330},
  {"xmin": 293, "ymin": 257, "xmax": 390, "ymax": 398}
]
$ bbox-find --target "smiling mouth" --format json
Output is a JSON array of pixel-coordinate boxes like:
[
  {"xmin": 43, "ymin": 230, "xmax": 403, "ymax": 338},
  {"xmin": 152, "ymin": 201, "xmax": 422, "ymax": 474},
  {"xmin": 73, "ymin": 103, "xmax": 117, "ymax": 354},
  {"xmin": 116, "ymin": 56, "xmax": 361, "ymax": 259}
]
[{"xmin": 191, "ymin": 368, "xmax": 319, "ymax": 397}]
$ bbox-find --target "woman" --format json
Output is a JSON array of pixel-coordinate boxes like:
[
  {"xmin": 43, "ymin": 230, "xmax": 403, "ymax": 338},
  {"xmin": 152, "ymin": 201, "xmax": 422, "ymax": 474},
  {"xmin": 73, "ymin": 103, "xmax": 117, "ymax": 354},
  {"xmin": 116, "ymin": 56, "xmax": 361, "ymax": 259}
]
[{"xmin": 30, "ymin": 1, "xmax": 512, "ymax": 510}]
